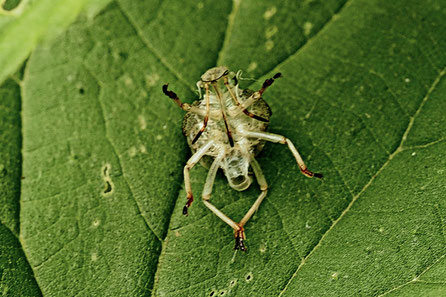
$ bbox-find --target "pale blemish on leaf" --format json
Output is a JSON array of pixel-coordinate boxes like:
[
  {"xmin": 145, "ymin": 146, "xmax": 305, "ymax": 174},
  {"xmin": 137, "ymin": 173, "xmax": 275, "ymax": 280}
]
[
  {"xmin": 263, "ymin": 6, "xmax": 277, "ymax": 20},
  {"xmin": 128, "ymin": 146, "xmax": 138, "ymax": 157},
  {"xmin": 247, "ymin": 62, "xmax": 257, "ymax": 72},
  {"xmin": 123, "ymin": 75, "xmax": 133, "ymax": 86},
  {"xmin": 303, "ymin": 21, "xmax": 313, "ymax": 37},
  {"xmin": 265, "ymin": 25, "xmax": 278, "ymax": 39},
  {"xmin": 138, "ymin": 115, "xmax": 147, "ymax": 130},
  {"xmin": 305, "ymin": 221, "xmax": 312, "ymax": 229},
  {"xmin": 92, "ymin": 219, "xmax": 101, "ymax": 227},
  {"xmin": 144, "ymin": 73, "xmax": 160, "ymax": 87},
  {"xmin": 265, "ymin": 40, "xmax": 274, "ymax": 51},
  {"xmin": 139, "ymin": 144, "xmax": 147, "ymax": 154}
]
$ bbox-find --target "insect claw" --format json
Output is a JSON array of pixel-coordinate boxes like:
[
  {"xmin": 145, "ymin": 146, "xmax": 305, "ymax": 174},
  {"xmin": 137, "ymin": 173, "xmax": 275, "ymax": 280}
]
[
  {"xmin": 162, "ymin": 84, "xmax": 187, "ymax": 110},
  {"xmin": 259, "ymin": 72, "xmax": 282, "ymax": 95},
  {"xmin": 301, "ymin": 168, "xmax": 323, "ymax": 179},
  {"xmin": 234, "ymin": 236, "xmax": 247, "ymax": 251},
  {"xmin": 313, "ymin": 172, "xmax": 323, "ymax": 179},
  {"xmin": 234, "ymin": 228, "xmax": 247, "ymax": 251},
  {"xmin": 182, "ymin": 205, "xmax": 189, "ymax": 216},
  {"xmin": 183, "ymin": 193, "xmax": 193, "ymax": 216}
]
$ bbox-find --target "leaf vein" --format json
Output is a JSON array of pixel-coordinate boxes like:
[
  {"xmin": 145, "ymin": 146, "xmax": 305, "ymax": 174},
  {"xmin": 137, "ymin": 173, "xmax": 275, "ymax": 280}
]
[
  {"xmin": 377, "ymin": 254, "xmax": 446, "ymax": 297},
  {"xmin": 215, "ymin": 0, "xmax": 239, "ymax": 66},
  {"xmin": 115, "ymin": 1, "xmax": 194, "ymax": 92},
  {"xmin": 252, "ymin": 0, "xmax": 351, "ymax": 81},
  {"xmin": 82, "ymin": 64, "xmax": 162, "ymax": 242},
  {"xmin": 278, "ymin": 65, "xmax": 446, "ymax": 296}
]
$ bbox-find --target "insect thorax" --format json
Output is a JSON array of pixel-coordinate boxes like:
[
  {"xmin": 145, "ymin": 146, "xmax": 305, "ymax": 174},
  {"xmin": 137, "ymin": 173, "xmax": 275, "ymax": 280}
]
[{"xmin": 182, "ymin": 83, "xmax": 271, "ymax": 191}]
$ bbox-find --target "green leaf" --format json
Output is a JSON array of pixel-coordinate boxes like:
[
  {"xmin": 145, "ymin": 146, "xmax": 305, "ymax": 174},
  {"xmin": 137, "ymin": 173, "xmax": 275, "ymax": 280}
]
[
  {"xmin": 0, "ymin": 77, "xmax": 41, "ymax": 296},
  {"xmin": 0, "ymin": 0, "xmax": 112, "ymax": 85},
  {"xmin": 11, "ymin": 0, "xmax": 446, "ymax": 296},
  {"xmin": 0, "ymin": 78, "xmax": 21, "ymax": 235}
]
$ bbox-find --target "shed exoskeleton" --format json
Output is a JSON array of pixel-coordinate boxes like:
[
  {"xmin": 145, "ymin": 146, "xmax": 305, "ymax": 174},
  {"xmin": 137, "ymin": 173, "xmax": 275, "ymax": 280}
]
[{"xmin": 162, "ymin": 66, "xmax": 322, "ymax": 251}]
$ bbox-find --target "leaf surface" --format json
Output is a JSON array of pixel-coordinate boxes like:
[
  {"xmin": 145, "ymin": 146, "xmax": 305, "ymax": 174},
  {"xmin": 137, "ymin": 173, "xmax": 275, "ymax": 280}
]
[
  {"xmin": 0, "ymin": 0, "xmax": 112, "ymax": 85},
  {"xmin": 13, "ymin": 0, "xmax": 446, "ymax": 296},
  {"xmin": 0, "ymin": 77, "xmax": 41, "ymax": 296}
]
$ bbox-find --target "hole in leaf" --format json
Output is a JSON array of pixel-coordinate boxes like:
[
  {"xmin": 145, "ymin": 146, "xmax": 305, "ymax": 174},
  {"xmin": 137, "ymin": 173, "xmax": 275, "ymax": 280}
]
[
  {"xmin": 104, "ymin": 181, "xmax": 112, "ymax": 194},
  {"xmin": 79, "ymin": 88, "xmax": 85, "ymax": 95},
  {"xmin": 101, "ymin": 164, "xmax": 113, "ymax": 195}
]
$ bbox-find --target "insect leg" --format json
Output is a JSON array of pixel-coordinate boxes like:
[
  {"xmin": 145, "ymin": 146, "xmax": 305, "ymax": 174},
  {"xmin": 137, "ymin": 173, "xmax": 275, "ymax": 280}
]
[
  {"xmin": 183, "ymin": 140, "xmax": 215, "ymax": 216},
  {"xmin": 239, "ymin": 158, "xmax": 268, "ymax": 226},
  {"xmin": 191, "ymin": 83, "xmax": 211, "ymax": 144},
  {"xmin": 223, "ymin": 77, "xmax": 269, "ymax": 122},
  {"xmin": 162, "ymin": 84, "xmax": 190, "ymax": 111},
  {"xmin": 258, "ymin": 72, "xmax": 281, "ymax": 95},
  {"xmin": 212, "ymin": 82, "xmax": 235, "ymax": 147},
  {"xmin": 234, "ymin": 157, "xmax": 268, "ymax": 251},
  {"xmin": 241, "ymin": 130, "xmax": 323, "ymax": 179},
  {"xmin": 201, "ymin": 148, "xmax": 247, "ymax": 250},
  {"xmin": 201, "ymin": 148, "xmax": 225, "ymax": 200},
  {"xmin": 229, "ymin": 73, "xmax": 281, "ymax": 118}
]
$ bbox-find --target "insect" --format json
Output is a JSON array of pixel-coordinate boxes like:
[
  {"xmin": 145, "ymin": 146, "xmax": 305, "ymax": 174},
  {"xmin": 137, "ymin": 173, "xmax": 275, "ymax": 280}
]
[{"xmin": 162, "ymin": 66, "xmax": 322, "ymax": 251}]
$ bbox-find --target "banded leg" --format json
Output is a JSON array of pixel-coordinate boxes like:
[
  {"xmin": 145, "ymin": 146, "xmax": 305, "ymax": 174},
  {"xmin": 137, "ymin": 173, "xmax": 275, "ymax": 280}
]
[
  {"xmin": 212, "ymin": 82, "xmax": 235, "ymax": 147},
  {"xmin": 201, "ymin": 149, "xmax": 242, "ymax": 242},
  {"xmin": 224, "ymin": 76, "xmax": 269, "ymax": 122},
  {"xmin": 162, "ymin": 84, "xmax": 190, "ymax": 111},
  {"xmin": 231, "ymin": 73, "xmax": 282, "ymax": 117},
  {"xmin": 234, "ymin": 158, "xmax": 268, "ymax": 251},
  {"xmin": 191, "ymin": 83, "xmax": 211, "ymax": 144},
  {"xmin": 259, "ymin": 72, "xmax": 282, "ymax": 95},
  {"xmin": 241, "ymin": 130, "xmax": 323, "ymax": 178},
  {"xmin": 183, "ymin": 140, "xmax": 214, "ymax": 215}
]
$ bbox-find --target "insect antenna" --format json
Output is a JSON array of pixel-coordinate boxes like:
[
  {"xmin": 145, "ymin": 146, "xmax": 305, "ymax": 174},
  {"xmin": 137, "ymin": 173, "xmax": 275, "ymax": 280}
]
[
  {"xmin": 191, "ymin": 83, "xmax": 211, "ymax": 144},
  {"xmin": 223, "ymin": 76, "xmax": 269, "ymax": 122},
  {"xmin": 212, "ymin": 82, "xmax": 235, "ymax": 147}
]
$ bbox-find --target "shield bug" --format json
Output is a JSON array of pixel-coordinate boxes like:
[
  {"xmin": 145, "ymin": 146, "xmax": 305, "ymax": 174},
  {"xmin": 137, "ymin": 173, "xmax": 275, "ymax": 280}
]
[{"xmin": 162, "ymin": 66, "xmax": 322, "ymax": 251}]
